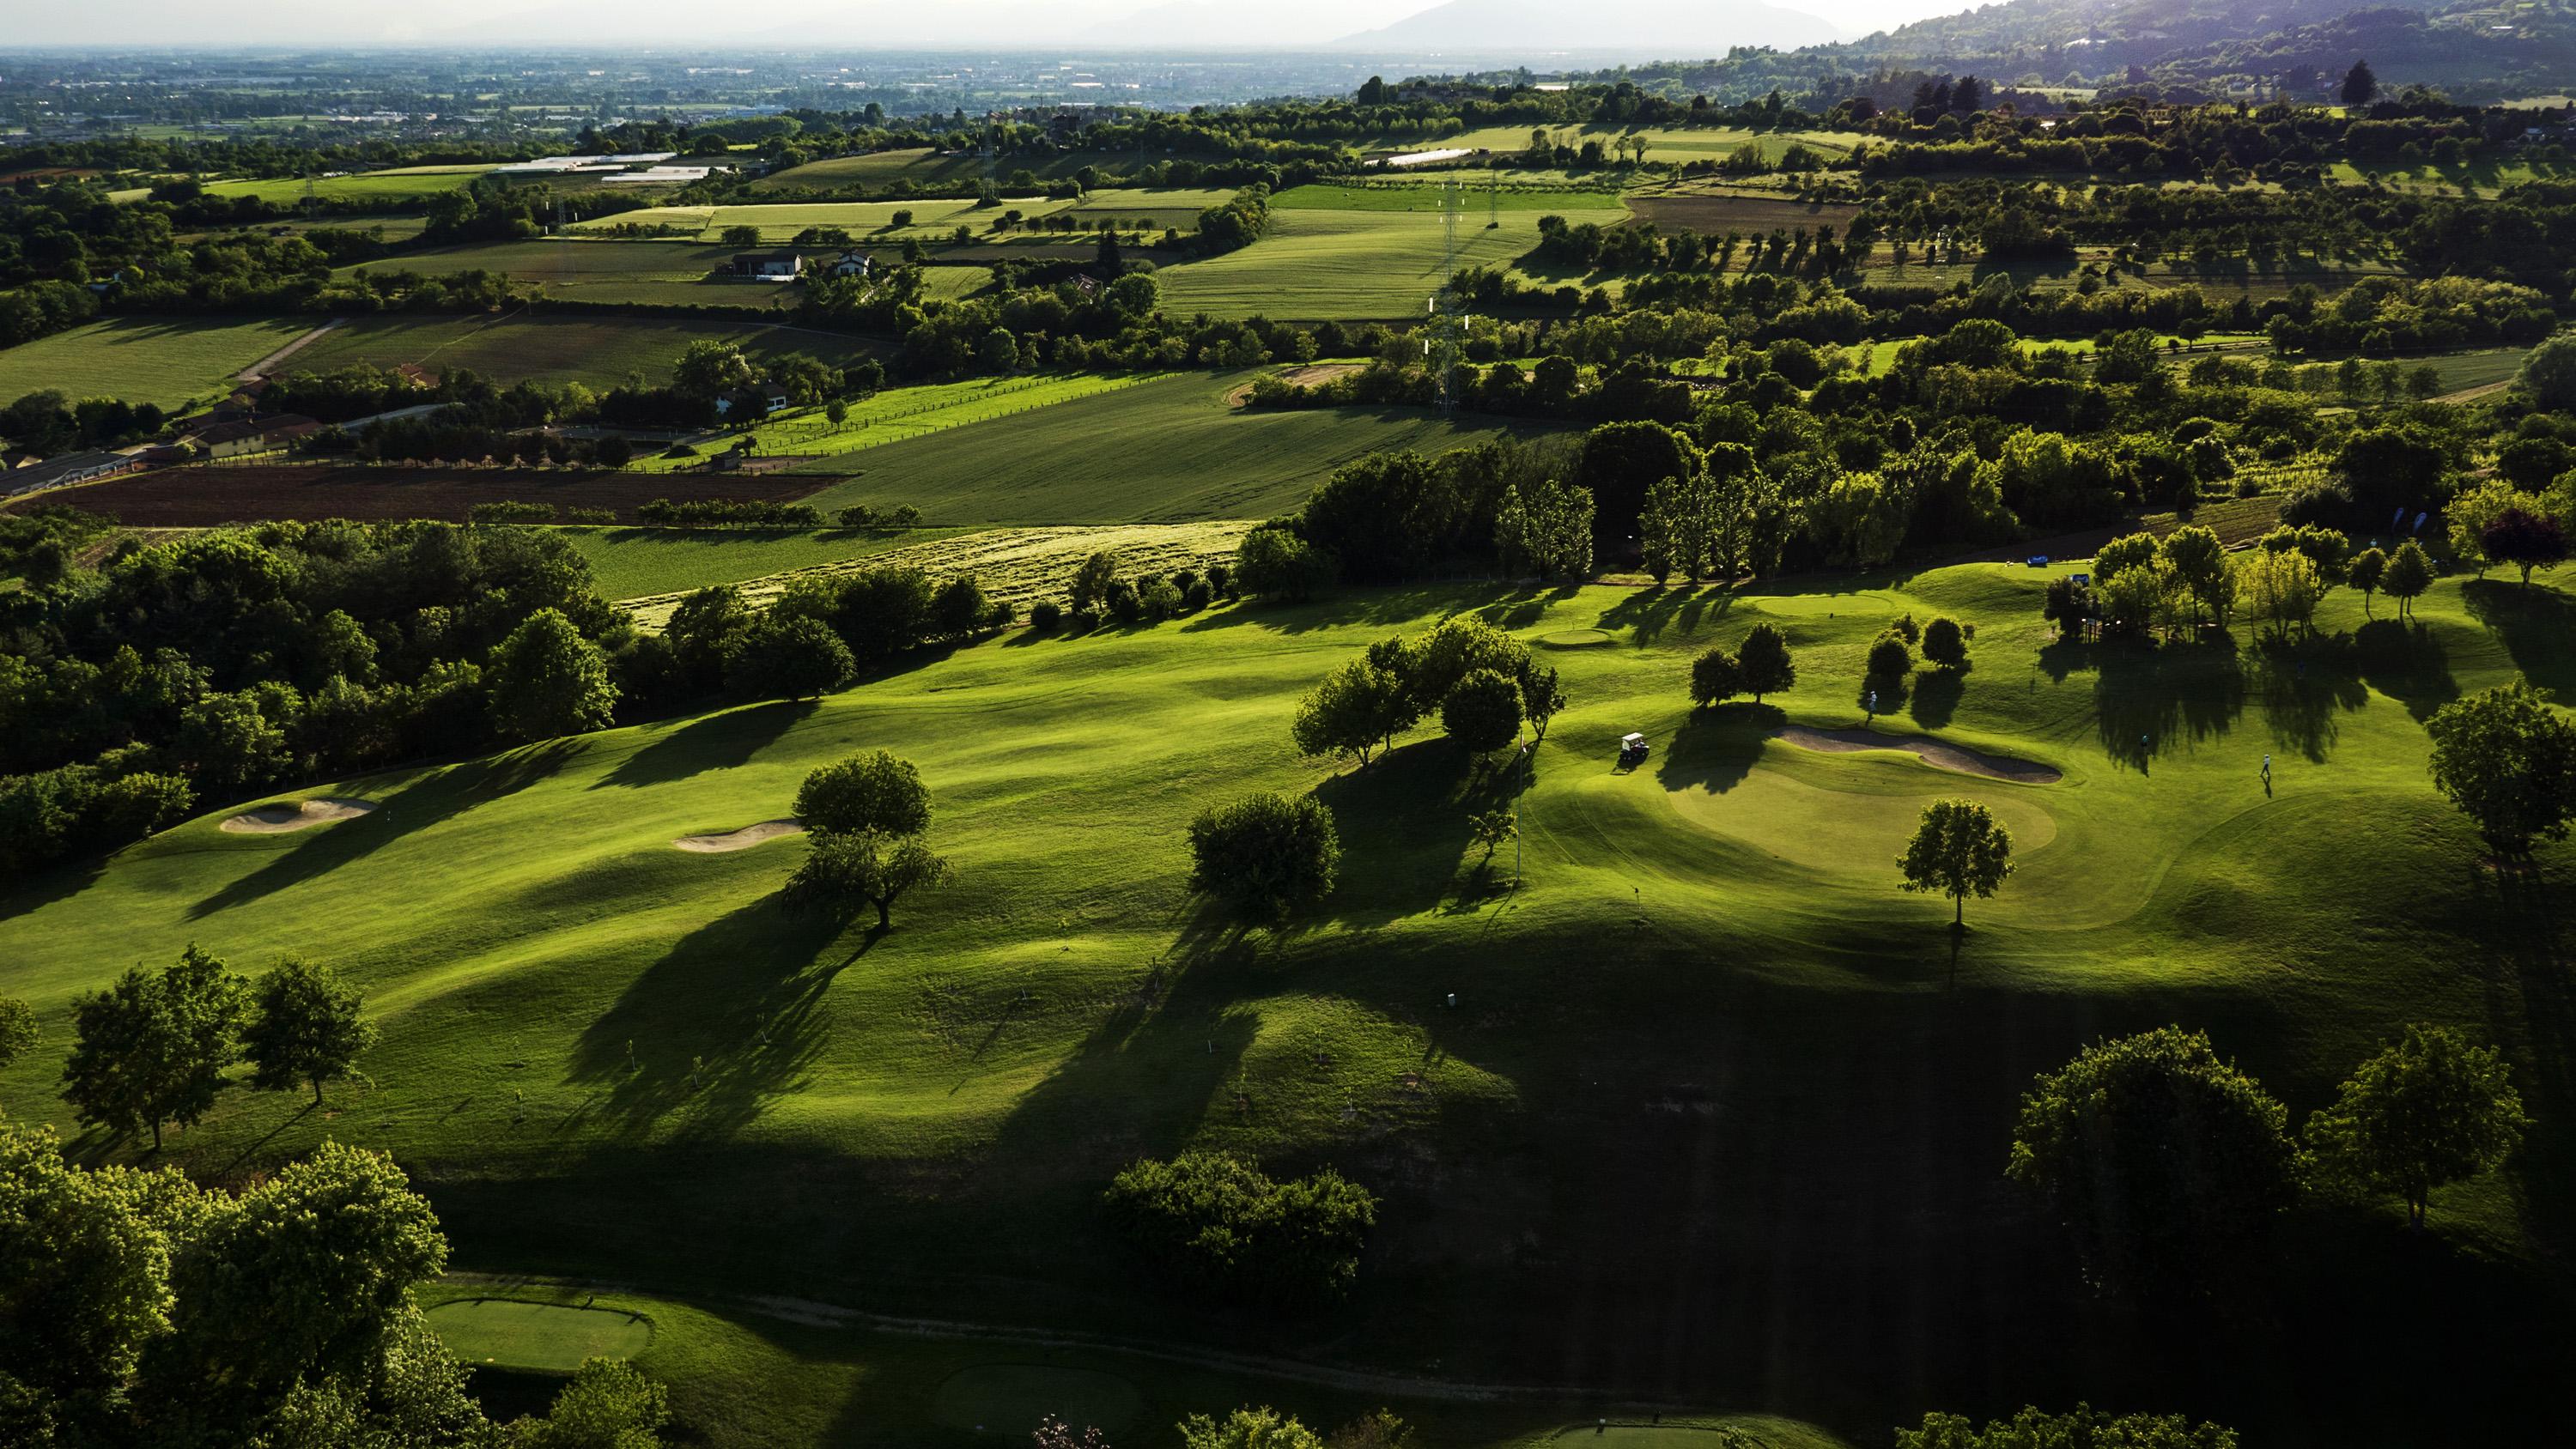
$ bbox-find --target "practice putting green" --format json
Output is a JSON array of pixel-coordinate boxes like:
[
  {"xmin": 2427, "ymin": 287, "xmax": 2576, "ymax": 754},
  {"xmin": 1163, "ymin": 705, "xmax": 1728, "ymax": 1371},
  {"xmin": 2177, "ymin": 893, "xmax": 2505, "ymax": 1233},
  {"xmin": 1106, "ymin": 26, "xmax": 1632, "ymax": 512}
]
[
  {"xmin": 1748, "ymin": 591, "xmax": 1899, "ymax": 617},
  {"xmin": 931, "ymin": 1364, "xmax": 1145, "ymax": 1437},
  {"xmin": 426, "ymin": 1298, "xmax": 652, "ymax": 1373},
  {"xmin": 1540, "ymin": 627, "xmax": 1616, "ymax": 649},
  {"xmin": 1662, "ymin": 753, "xmax": 2062, "ymax": 870}
]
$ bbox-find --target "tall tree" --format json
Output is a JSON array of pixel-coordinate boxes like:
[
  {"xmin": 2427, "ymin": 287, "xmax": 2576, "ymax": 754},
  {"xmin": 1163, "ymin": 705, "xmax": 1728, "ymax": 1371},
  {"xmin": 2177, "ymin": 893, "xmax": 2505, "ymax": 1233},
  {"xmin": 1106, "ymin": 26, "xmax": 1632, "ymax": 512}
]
[
  {"xmin": 2008, "ymin": 1027, "xmax": 2296, "ymax": 1298},
  {"xmin": 1898, "ymin": 798, "xmax": 2013, "ymax": 925},
  {"xmin": 1691, "ymin": 646, "xmax": 1744, "ymax": 708},
  {"xmin": 2481, "ymin": 508, "xmax": 2568, "ymax": 588},
  {"xmin": 61, "ymin": 945, "xmax": 246, "ymax": 1151},
  {"xmin": 782, "ymin": 829, "xmax": 954, "ymax": 931},
  {"xmin": 2305, "ymin": 1025, "xmax": 2530, "ymax": 1231},
  {"xmin": 2425, "ymin": 682, "xmax": 2576, "ymax": 857},
  {"xmin": 2348, "ymin": 546, "xmax": 2388, "ymax": 616},
  {"xmin": 2382, "ymin": 539, "xmax": 2433, "ymax": 618},
  {"xmin": 1291, "ymin": 655, "xmax": 1419, "ymax": 768},
  {"xmin": 241, "ymin": 960, "xmax": 377, "ymax": 1106},
  {"xmin": 1737, "ymin": 623, "xmax": 1796, "ymax": 702},
  {"xmin": 793, "ymin": 751, "xmax": 932, "ymax": 838},
  {"xmin": 2341, "ymin": 58, "xmax": 2379, "ymax": 106},
  {"xmin": 485, "ymin": 608, "xmax": 617, "ymax": 742}
]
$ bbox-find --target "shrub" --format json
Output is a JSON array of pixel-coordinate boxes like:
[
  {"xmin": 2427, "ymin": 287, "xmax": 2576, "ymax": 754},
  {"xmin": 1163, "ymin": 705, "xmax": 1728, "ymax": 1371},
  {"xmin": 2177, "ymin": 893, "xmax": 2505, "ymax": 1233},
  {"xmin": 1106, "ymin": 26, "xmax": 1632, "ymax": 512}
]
[
  {"xmin": 467, "ymin": 500, "xmax": 556, "ymax": 525},
  {"xmin": 1138, "ymin": 576, "xmax": 1185, "ymax": 620},
  {"xmin": 1690, "ymin": 646, "xmax": 1742, "ymax": 707},
  {"xmin": 1029, "ymin": 599, "xmax": 1065, "ymax": 632},
  {"xmin": 1187, "ymin": 791, "xmax": 1340, "ymax": 924},
  {"xmin": 1104, "ymin": 1149, "xmax": 1377, "ymax": 1303},
  {"xmin": 1439, "ymin": 668, "xmax": 1523, "ymax": 752},
  {"xmin": 1922, "ymin": 615, "xmax": 1967, "ymax": 668},
  {"xmin": 1103, "ymin": 579, "xmax": 1144, "ymax": 624},
  {"xmin": 1866, "ymin": 629, "xmax": 1914, "ymax": 678}
]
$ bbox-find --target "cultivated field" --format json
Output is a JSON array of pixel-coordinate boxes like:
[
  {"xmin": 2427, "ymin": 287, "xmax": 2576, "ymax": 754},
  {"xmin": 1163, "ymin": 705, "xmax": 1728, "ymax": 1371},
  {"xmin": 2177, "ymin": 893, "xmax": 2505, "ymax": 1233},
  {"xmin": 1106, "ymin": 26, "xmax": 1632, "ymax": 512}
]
[
  {"xmin": 290, "ymin": 313, "xmax": 879, "ymax": 391},
  {"xmin": 632, "ymin": 372, "xmax": 1167, "ymax": 476},
  {"xmin": 789, "ymin": 370, "xmax": 1567, "ymax": 522},
  {"xmin": 573, "ymin": 188, "xmax": 1230, "ymax": 244},
  {"xmin": 345, "ymin": 239, "xmax": 799, "ymax": 310},
  {"xmin": 753, "ymin": 147, "xmax": 1198, "ymax": 191},
  {"xmin": 562, "ymin": 524, "xmax": 963, "ymax": 603},
  {"xmin": 3, "ymin": 563, "xmax": 2565, "ymax": 1448},
  {"xmin": 21, "ymin": 463, "xmax": 824, "ymax": 524},
  {"xmin": 202, "ymin": 164, "xmax": 501, "ymax": 203},
  {"xmin": 0, "ymin": 315, "xmax": 314, "ymax": 405},
  {"xmin": 1624, "ymin": 187, "xmax": 1863, "ymax": 234},
  {"xmin": 1154, "ymin": 199, "xmax": 1630, "ymax": 319}
]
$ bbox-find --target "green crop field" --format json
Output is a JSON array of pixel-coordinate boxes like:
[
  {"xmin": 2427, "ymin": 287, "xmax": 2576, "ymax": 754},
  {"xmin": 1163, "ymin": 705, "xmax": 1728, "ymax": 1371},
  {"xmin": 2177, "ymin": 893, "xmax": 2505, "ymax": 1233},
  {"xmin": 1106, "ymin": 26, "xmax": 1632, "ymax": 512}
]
[
  {"xmin": 5, "ymin": 561, "xmax": 2567, "ymax": 1446},
  {"xmin": 630, "ymin": 372, "xmax": 1168, "ymax": 476},
  {"xmin": 204, "ymin": 164, "xmax": 500, "ymax": 203},
  {"xmin": 344, "ymin": 239, "xmax": 801, "ymax": 310},
  {"xmin": 1274, "ymin": 182, "xmax": 1621, "ymax": 213},
  {"xmin": 289, "ymin": 314, "xmax": 879, "ymax": 391},
  {"xmin": 1155, "ymin": 200, "xmax": 1629, "ymax": 319},
  {"xmin": 0, "ymin": 315, "xmax": 313, "ymax": 406},
  {"xmin": 755, "ymin": 147, "xmax": 1206, "ymax": 191},
  {"xmin": 788, "ymin": 370, "xmax": 1567, "ymax": 522},
  {"xmin": 559, "ymin": 524, "xmax": 962, "ymax": 603}
]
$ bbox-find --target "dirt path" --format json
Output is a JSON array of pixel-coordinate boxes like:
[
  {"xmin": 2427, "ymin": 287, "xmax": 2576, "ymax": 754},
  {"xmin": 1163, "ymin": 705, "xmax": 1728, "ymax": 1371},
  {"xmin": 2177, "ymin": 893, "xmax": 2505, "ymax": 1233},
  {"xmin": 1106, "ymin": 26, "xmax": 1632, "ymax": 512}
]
[
  {"xmin": 1772, "ymin": 726, "xmax": 2062, "ymax": 784},
  {"xmin": 236, "ymin": 319, "xmax": 345, "ymax": 382}
]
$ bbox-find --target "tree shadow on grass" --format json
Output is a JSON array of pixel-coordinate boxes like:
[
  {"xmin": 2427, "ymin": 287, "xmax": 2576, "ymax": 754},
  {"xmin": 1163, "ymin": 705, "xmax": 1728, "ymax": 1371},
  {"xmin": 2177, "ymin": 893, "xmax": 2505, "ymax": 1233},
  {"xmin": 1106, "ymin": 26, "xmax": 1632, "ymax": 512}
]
[
  {"xmin": 1311, "ymin": 739, "xmax": 1518, "ymax": 931},
  {"xmin": 2083, "ymin": 634, "xmax": 2245, "ymax": 773},
  {"xmin": 561, "ymin": 891, "xmax": 849, "ymax": 1141},
  {"xmin": 188, "ymin": 742, "xmax": 576, "ymax": 922},
  {"xmin": 2462, "ymin": 579, "xmax": 2576, "ymax": 703},
  {"xmin": 2249, "ymin": 632, "xmax": 2368, "ymax": 762},
  {"xmin": 1592, "ymin": 583, "xmax": 1735, "ymax": 646},
  {"xmin": 1176, "ymin": 585, "xmax": 1501, "ymax": 638},
  {"xmin": 1909, "ymin": 664, "xmax": 1965, "ymax": 730},
  {"xmin": 592, "ymin": 700, "xmax": 812, "ymax": 791},
  {"xmin": 2353, "ymin": 617, "xmax": 2459, "ymax": 720},
  {"xmin": 1653, "ymin": 702, "xmax": 1778, "ymax": 797}
]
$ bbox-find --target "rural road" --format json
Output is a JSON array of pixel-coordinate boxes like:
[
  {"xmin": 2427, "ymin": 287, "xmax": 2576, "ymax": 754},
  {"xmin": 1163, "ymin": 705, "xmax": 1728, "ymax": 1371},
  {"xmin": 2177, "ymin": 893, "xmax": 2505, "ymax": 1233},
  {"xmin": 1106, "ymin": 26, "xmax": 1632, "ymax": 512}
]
[{"xmin": 237, "ymin": 318, "xmax": 344, "ymax": 381}]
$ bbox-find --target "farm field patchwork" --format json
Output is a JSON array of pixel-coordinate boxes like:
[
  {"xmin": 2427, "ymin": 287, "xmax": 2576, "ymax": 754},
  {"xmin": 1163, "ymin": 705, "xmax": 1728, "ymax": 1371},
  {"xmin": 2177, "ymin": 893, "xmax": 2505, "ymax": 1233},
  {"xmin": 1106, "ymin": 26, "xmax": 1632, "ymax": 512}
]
[
  {"xmin": 560, "ymin": 523, "xmax": 965, "ymax": 603},
  {"xmin": 203, "ymin": 163, "xmax": 500, "ymax": 203},
  {"xmin": 629, "ymin": 372, "xmax": 1168, "ymax": 476},
  {"xmin": 3, "ymin": 564, "xmax": 2567, "ymax": 1448},
  {"xmin": 19, "ymin": 463, "xmax": 823, "ymax": 524},
  {"xmin": 0, "ymin": 315, "xmax": 314, "ymax": 406},
  {"xmin": 343, "ymin": 239, "xmax": 799, "ymax": 310},
  {"xmin": 788, "ymin": 369, "xmax": 1567, "ymax": 522}
]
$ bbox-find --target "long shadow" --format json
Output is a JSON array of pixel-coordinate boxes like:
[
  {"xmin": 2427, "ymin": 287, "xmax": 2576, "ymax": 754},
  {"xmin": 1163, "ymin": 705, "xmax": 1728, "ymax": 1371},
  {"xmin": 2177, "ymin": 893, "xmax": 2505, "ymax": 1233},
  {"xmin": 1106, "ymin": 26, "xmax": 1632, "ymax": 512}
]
[
  {"xmin": 2248, "ymin": 632, "xmax": 2368, "ymax": 761},
  {"xmin": 1311, "ymin": 742, "xmax": 1515, "ymax": 930},
  {"xmin": 2086, "ymin": 635, "xmax": 2246, "ymax": 773},
  {"xmin": 189, "ymin": 742, "xmax": 575, "ymax": 921},
  {"xmin": 561, "ymin": 892, "xmax": 848, "ymax": 1141},
  {"xmin": 2461, "ymin": 579, "xmax": 2576, "ymax": 702},
  {"xmin": 592, "ymin": 699, "xmax": 811, "ymax": 791},
  {"xmin": 2352, "ymin": 618, "xmax": 2459, "ymax": 720},
  {"xmin": 1652, "ymin": 702, "xmax": 1779, "ymax": 797},
  {"xmin": 1909, "ymin": 665, "xmax": 1965, "ymax": 730},
  {"xmin": 1176, "ymin": 584, "xmax": 1509, "ymax": 638},
  {"xmin": 1592, "ymin": 584, "xmax": 1734, "ymax": 646}
]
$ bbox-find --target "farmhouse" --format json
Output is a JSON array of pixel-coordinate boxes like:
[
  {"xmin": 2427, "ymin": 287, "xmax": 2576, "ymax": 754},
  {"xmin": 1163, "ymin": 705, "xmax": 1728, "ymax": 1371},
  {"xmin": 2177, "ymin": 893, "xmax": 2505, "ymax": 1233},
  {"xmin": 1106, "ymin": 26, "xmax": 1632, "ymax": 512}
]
[
  {"xmin": 829, "ymin": 250, "xmax": 873, "ymax": 277},
  {"xmin": 732, "ymin": 250, "xmax": 804, "ymax": 281}
]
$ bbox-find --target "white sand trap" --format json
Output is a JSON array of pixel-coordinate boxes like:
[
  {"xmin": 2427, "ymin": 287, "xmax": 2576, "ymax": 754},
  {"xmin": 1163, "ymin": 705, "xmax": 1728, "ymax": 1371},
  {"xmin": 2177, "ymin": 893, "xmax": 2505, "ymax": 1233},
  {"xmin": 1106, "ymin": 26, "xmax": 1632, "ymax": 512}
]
[
  {"xmin": 1771, "ymin": 727, "xmax": 2063, "ymax": 784},
  {"xmin": 219, "ymin": 797, "xmax": 380, "ymax": 834},
  {"xmin": 674, "ymin": 819, "xmax": 804, "ymax": 852}
]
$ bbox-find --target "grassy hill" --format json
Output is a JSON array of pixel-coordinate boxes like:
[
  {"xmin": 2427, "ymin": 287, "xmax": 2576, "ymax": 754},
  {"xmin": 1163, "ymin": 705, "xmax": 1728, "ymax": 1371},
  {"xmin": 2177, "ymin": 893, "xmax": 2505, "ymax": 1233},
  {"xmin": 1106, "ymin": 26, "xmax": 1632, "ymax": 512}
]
[
  {"xmin": 0, "ymin": 315, "xmax": 314, "ymax": 406},
  {"xmin": 3, "ymin": 561, "xmax": 2570, "ymax": 1446}
]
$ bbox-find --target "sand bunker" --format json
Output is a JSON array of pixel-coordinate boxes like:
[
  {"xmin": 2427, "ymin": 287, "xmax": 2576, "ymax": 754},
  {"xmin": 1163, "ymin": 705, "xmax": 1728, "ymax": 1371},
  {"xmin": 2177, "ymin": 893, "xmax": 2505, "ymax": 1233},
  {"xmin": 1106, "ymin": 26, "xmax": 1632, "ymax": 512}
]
[
  {"xmin": 1771, "ymin": 727, "xmax": 2062, "ymax": 784},
  {"xmin": 218, "ymin": 798, "xmax": 380, "ymax": 834},
  {"xmin": 673, "ymin": 819, "xmax": 804, "ymax": 852}
]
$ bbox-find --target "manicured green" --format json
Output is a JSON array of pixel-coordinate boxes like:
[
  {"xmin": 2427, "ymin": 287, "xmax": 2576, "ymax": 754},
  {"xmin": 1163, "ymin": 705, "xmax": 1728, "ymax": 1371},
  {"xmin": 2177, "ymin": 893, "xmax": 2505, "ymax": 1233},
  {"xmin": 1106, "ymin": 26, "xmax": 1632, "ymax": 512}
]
[
  {"xmin": 0, "ymin": 316, "xmax": 312, "ymax": 406},
  {"xmin": 426, "ymin": 1297, "xmax": 653, "ymax": 1373},
  {"xmin": 794, "ymin": 370, "xmax": 1565, "ymax": 522}
]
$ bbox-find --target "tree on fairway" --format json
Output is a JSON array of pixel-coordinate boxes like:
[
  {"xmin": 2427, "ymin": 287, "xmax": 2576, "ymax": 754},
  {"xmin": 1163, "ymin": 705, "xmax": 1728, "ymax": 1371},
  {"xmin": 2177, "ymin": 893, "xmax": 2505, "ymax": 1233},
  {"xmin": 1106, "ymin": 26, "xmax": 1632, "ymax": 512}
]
[
  {"xmin": 1441, "ymin": 668, "xmax": 1523, "ymax": 753},
  {"xmin": 783, "ymin": 829, "xmax": 954, "ymax": 931},
  {"xmin": 61, "ymin": 945, "xmax": 246, "ymax": 1151},
  {"xmin": 485, "ymin": 608, "xmax": 617, "ymax": 741},
  {"xmin": 1068, "ymin": 550, "xmax": 1120, "ymax": 611},
  {"xmin": 1519, "ymin": 664, "xmax": 1567, "ymax": 743},
  {"xmin": 2341, "ymin": 58, "xmax": 2378, "ymax": 106},
  {"xmin": 0, "ymin": 997, "xmax": 34, "ymax": 1075},
  {"xmin": 1921, "ymin": 615, "xmax": 1968, "ymax": 669},
  {"xmin": 2480, "ymin": 507, "xmax": 2569, "ymax": 587},
  {"xmin": 1737, "ymin": 623, "xmax": 1795, "ymax": 701},
  {"xmin": 1291, "ymin": 656, "xmax": 1419, "ymax": 767},
  {"xmin": 727, "ymin": 613, "xmax": 855, "ymax": 702},
  {"xmin": 1866, "ymin": 628, "xmax": 1914, "ymax": 680},
  {"xmin": 2382, "ymin": 540, "xmax": 2433, "ymax": 619},
  {"xmin": 1690, "ymin": 646, "xmax": 1743, "ymax": 708},
  {"xmin": 2008, "ymin": 1027, "xmax": 2296, "ymax": 1297},
  {"xmin": 2160, "ymin": 524, "xmax": 2232, "ymax": 627},
  {"xmin": 793, "ymin": 751, "xmax": 932, "ymax": 837},
  {"xmin": 1187, "ymin": 792, "xmax": 1341, "ymax": 925},
  {"xmin": 2348, "ymin": 545, "xmax": 2387, "ymax": 615},
  {"xmin": 1468, "ymin": 809, "xmax": 1516, "ymax": 862},
  {"xmin": 2305, "ymin": 1025, "xmax": 2529, "ymax": 1231},
  {"xmin": 1898, "ymin": 798, "xmax": 2013, "ymax": 925},
  {"xmin": 2425, "ymin": 682, "xmax": 2576, "ymax": 857},
  {"xmin": 242, "ymin": 960, "xmax": 377, "ymax": 1106}
]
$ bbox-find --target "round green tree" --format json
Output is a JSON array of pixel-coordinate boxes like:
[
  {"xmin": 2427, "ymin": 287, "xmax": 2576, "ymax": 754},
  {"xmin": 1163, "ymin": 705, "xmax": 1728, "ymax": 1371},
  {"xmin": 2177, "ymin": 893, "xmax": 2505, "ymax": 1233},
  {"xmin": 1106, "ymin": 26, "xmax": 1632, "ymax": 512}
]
[
  {"xmin": 1736, "ymin": 623, "xmax": 1795, "ymax": 701},
  {"xmin": 484, "ymin": 608, "xmax": 617, "ymax": 742},
  {"xmin": 1690, "ymin": 646, "xmax": 1743, "ymax": 708},
  {"xmin": 1186, "ymin": 792, "xmax": 1340, "ymax": 925},
  {"xmin": 1897, "ymin": 797, "xmax": 2013, "ymax": 925},
  {"xmin": 793, "ymin": 751, "xmax": 932, "ymax": 838},
  {"xmin": 2305, "ymin": 1024, "xmax": 2530, "ymax": 1231},
  {"xmin": 2425, "ymin": 682, "xmax": 2576, "ymax": 857},
  {"xmin": 1439, "ymin": 668, "xmax": 1523, "ymax": 753}
]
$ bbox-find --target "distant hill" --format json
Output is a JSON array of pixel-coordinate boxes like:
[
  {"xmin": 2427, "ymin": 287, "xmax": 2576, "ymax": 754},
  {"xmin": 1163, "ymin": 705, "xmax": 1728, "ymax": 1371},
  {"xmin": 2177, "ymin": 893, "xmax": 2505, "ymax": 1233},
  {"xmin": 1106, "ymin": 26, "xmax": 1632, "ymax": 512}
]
[
  {"xmin": 1849, "ymin": 0, "xmax": 2427, "ymax": 54},
  {"xmin": 1333, "ymin": 0, "xmax": 1842, "ymax": 56}
]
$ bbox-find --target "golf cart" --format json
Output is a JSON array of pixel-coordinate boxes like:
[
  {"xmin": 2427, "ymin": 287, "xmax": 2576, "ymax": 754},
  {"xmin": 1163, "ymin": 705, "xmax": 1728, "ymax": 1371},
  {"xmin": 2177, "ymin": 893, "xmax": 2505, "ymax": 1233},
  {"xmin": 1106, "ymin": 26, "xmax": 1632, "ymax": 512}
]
[{"xmin": 1619, "ymin": 732, "xmax": 1649, "ymax": 767}]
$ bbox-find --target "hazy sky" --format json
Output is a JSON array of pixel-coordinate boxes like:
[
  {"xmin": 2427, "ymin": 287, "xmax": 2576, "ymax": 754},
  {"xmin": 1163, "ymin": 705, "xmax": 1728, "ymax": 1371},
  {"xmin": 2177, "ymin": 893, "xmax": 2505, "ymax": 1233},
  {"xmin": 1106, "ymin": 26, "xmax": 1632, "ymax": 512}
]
[{"xmin": 10, "ymin": 0, "xmax": 1969, "ymax": 49}]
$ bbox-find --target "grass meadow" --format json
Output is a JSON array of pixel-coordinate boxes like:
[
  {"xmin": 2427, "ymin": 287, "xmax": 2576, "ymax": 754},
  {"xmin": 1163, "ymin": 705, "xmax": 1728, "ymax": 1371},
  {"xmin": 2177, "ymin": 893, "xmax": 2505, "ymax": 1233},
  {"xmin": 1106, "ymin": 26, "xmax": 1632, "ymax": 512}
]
[
  {"xmin": 4, "ymin": 561, "xmax": 2571, "ymax": 1446},
  {"xmin": 787, "ymin": 370, "xmax": 1568, "ymax": 523},
  {"xmin": 1153, "ymin": 200, "xmax": 1628, "ymax": 319},
  {"xmin": 0, "ymin": 315, "xmax": 313, "ymax": 406},
  {"xmin": 203, "ymin": 164, "xmax": 500, "ymax": 204},
  {"xmin": 345, "ymin": 239, "xmax": 798, "ymax": 311}
]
